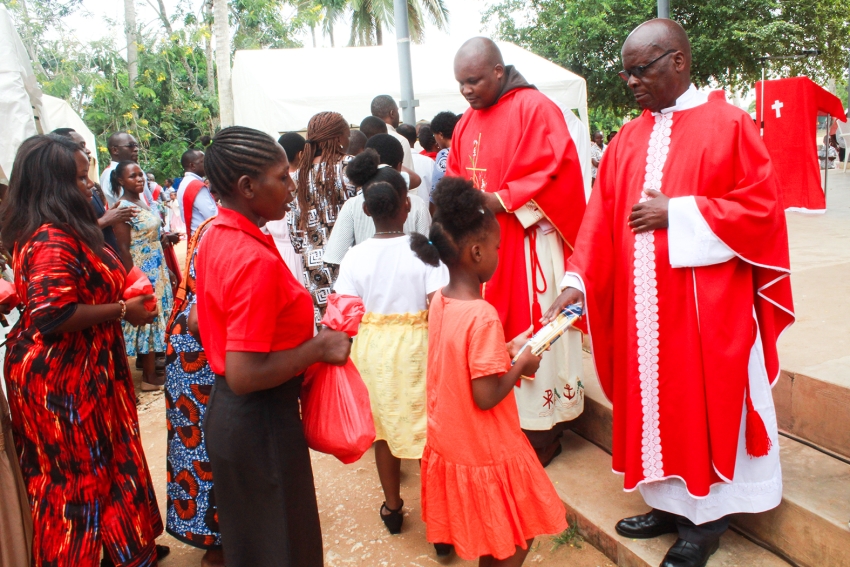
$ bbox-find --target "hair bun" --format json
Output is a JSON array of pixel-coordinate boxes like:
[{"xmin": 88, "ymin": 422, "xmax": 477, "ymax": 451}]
[{"xmin": 345, "ymin": 148, "xmax": 381, "ymax": 187}]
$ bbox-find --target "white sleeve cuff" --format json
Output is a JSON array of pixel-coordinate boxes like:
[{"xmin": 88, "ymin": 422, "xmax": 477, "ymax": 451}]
[
  {"xmin": 667, "ymin": 196, "xmax": 736, "ymax": 268},
  {"xmin": 559, "ymin": 272, "xmax": 586, "ymax": 294},
  {"xmin": 514, "ymin": 201, "xmax": 544, "ymax": 229}
]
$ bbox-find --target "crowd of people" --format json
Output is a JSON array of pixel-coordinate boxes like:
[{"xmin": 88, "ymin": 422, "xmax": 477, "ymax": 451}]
[{"xmin": 0, "ymin": 18, "xmax": 795, "ymax": 567}]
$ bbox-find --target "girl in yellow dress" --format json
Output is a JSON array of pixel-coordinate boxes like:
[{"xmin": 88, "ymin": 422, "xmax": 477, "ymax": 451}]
[{"xmin": 333, "ymin": 150, "xmax": 448, "ymax": 536}]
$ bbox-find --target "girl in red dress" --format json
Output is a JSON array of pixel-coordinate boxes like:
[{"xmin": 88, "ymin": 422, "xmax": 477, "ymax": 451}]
[{"xmin": 410, "ymin": 177, "xmax": 568, "ymax": 566}]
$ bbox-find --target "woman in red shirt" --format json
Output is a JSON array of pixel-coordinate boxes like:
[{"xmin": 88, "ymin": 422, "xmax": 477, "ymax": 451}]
[{"xmin": 194, "ymin": 126, "xmax": 351, "ymax": 567}]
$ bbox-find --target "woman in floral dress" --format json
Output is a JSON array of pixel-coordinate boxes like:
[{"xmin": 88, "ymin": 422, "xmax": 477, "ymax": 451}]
[
  {"xmin": 112, "ymin": 160, "xmax": 175, "ymax": 389},
  {"xmin": 164, "ymin": 218, "xmax": 223, "ymax": 566},
  {"xmin": 289, "ymin": 111, "xmax": 356, "ymax": 327}
]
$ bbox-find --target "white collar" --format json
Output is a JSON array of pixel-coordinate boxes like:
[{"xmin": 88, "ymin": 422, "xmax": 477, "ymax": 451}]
[
  {"xmin": 184, "ymin": 171, "xmax": 203, "ymax": 181},
  {"xmin": 657, "ymin": 84, "xmax": 710, "ymax": 115}
]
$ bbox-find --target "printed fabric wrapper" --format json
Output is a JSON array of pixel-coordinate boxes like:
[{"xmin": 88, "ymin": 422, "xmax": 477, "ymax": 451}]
[
  {"xmin": 122, "ymin": 266, "xmax": 157, "ymax": 311},
  {"xmin": 301, "ymin": 293, "xmax": 375, "ymax": 464},
  {"xmin": 0, "ymin": 279, "xmax": 19, "ymax": 308}
]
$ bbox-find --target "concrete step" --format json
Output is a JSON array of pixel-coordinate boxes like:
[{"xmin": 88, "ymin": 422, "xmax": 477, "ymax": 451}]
[
  {"xmin": 773, "ymin": 370, "xmax": 850, "ymax": 460},
  {"xmin": 570, "ymin": 354, "xmax": 850, "ymax": 567},
  {"xmin": 547, "ymin": 431, "xmax": 791, "ymax": 567}
]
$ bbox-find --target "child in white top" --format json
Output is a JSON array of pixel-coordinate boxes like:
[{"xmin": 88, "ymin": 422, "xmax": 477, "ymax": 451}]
[{"xmin": 334, "ymin": 151, "xmax": 448, "ymax": 539}]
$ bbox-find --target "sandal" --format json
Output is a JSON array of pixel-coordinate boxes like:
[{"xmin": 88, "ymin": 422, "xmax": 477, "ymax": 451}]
[{"xmin": 380, "ymin": 500, "xmax": 404, "ymax": 535}]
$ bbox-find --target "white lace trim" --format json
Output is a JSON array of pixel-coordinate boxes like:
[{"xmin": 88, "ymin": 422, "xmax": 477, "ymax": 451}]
[{"xmin": 635, "ymin": 113, "xmax": 673, "ymax": 480}]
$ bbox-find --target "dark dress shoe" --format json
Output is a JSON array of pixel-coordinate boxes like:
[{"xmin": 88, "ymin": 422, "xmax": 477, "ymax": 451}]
[
  {"xmin": 615, "ymin": 510, "xmax": 677, "ymax": 539},
  {"xmin": 660, "ymin": 538, "xmax": 719, "ymax": 567},
  {"xmin": 434, "ymin": 543, "xmax": 454, "ymax": 557}
]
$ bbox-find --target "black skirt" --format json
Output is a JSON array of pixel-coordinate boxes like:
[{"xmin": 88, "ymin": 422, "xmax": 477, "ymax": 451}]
[{"xmin": 204, "ymin": 375, "xmax": 323, "ymax": 566}]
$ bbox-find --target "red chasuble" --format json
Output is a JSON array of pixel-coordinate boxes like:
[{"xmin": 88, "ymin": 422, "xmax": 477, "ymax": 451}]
[
  {"xmin": 567, "ymin": 92, "xmax": 794, "ymax": 497},
  {"xmin": 755, "ymin": 76, "xmax": 845, "ymax": 212},
  {"xmin": 446, "ymin": 87, "xmax": 586, "ymax": 340}
]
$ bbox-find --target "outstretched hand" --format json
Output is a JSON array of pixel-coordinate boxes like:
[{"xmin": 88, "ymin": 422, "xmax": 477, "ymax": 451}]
[
  {"xmin": 628, "ymin": 188, "xmax": 669, "ymax": 233},
  {"xmin": 542, "ymin": 287, "xmax": 584, "ymax": 325}
]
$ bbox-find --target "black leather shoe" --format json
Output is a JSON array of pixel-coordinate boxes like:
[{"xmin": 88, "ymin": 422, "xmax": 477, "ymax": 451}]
[
  {"xmin": 615, "ymin": 510, "xmax": 677, "ymax": 539},
  {"xmin": 434, "ymin": 543, "xmax": 454, "ymax": 557},
  {"xmin": 660, "ymin": 538, "xmax": 719, "ymax": 567}
]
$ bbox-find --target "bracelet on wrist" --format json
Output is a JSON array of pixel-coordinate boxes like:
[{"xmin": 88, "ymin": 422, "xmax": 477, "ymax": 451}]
[{"xmin": 117, "ymin": 300, "xmax": 127, "ymax": 321}]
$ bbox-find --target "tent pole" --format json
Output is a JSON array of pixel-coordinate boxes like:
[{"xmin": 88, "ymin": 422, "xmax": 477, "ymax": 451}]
[
  {"xmin": 824, "ymin": 115, "xmax": 830, "ymax": 206},
  {"xmin": 394, "ymin": 0, "xmax": 418, "ymax": 125}
]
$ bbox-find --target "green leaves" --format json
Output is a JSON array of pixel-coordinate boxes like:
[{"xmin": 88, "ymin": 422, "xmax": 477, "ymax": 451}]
[{"xmin": 486, "ymin": 0, "xmax": 850, "ymax": 116}]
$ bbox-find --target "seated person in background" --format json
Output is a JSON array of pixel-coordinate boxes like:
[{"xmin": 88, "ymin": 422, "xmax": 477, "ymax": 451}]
[
  {"xmin": 398, "ymin": 123, "xmax": 434, "ymax": 204},
  {"xmin": 819, "ymin": 136, "xmax": 838, "ymax": 169},
  {"xmin": 349, "ymin": 130, "xmax": 368, "ymax": 156},
  {"xmin": 360, "ymin": 116, "xmax": 388, "ymax": 139},
  {"xmin": 324, "ymin": 136, "xmax": 431, "ymax": 265}
]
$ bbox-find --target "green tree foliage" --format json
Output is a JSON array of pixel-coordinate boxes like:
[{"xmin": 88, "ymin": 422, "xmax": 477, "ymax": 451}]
[
  {"xmin": 1, "ymin": 0, "xmax": 453, "ymax": 178},
  {"xmin": 485, "ymin": 0, "xmax": 850, "ymax": 116}
]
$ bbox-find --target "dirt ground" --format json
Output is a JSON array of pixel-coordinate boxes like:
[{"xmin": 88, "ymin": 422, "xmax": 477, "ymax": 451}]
[{"xmin": 135, "ymin": 387, "xmax": 615, "ymax": 567}]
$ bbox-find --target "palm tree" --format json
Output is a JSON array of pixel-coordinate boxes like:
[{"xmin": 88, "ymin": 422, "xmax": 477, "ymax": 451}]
[{"xmin": 308, "ymin": 0, "xmax": 448, "ymax": 47}]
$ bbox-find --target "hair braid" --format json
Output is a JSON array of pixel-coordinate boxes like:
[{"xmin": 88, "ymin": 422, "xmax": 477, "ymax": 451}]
[
  {"xmin": 204, "ymin": 126, "xmax": 283, "ymax": 199},
  {"xmin": 295, "ymin": 112, "xmax": 349, "ymax": 230}
]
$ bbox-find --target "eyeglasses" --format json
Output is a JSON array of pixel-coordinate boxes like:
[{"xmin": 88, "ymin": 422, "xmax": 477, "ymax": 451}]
[
  {"xmin": 115, "ymin": 143, "xmax": 140, "ymax": 149},
  {"xmin": 619, "ymin": 50, "xmax": 677, "ymax": 81}
]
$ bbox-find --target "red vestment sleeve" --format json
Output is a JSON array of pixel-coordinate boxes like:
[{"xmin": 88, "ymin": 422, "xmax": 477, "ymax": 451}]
[
  {"xmin": 693, "ymin": 112, "xmax": 794, "ymax": 386},
  {"xmin": 564, "ymin": 133, "xmax": 619, "ymax": 398}
]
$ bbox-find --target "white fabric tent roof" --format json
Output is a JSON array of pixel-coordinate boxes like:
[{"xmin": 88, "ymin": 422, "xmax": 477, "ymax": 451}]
[
  {"xmin": 40, "ymin": 94, "xmax": 99, "ymax": 174},
  {"xmin": 232, "ymin": 41, "xmax": 588, "ymax": 136},
  {"xmin": 0, "ymin": 6, "xmax": 96, "ymax": 182},
  {"xmin": 0, "ymin": 4, "xmax": 43, "ymax": 183}
]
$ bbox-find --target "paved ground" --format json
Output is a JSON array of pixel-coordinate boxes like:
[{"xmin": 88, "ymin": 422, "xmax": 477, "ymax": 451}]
[
  {"xmin": 136, "ymin": 388, "xmax": 615, "ymax": 567},
  {"xmin": 778, "ymin": 169, "xmax": 850, "ymax": 387}
]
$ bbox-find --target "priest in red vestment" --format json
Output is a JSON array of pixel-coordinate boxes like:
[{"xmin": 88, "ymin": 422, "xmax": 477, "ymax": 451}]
[
  {"xmin": 446, "ymin": 38, "xmax": 587, "ymax": 466},
  {"xmin": 545, "ymin": 20, "xmax": 794, "ymax": 567}
]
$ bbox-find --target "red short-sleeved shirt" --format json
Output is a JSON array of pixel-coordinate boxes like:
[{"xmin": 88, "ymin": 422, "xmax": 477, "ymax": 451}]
[{"xmin": 195, "ymin": 207, "xmax": 314, "ymax": 376}]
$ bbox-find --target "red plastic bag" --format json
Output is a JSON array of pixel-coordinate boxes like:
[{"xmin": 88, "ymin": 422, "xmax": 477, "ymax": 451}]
[
  {"xmin": 0, "ymin": 279, "xmax": 19, "ymax": 309},
  {"xmin": 123, "ymin": 267, "xmax": 157, "ymax": 311},
  {"xmin": 301, "ymin": 294, "xmax": 375, "ymax": 464}
]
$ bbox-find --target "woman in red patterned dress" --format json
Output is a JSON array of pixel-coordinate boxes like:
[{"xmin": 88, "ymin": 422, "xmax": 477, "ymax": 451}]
[{"xmin": 0, "ymin": 134, "xmax": 165, "ymax": 567}]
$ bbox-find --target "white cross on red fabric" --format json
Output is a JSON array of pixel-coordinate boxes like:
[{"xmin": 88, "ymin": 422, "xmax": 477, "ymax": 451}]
[{"xmin": 772, "ymin": 100, "xmax": 784, "ymax": 118}]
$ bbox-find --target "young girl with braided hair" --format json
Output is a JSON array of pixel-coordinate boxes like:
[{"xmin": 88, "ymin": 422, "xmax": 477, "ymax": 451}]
[
  {"xmin": 410, "ymin": 177, "xmax": 568, "ymax": 566},
  {"xmin": 333, "ymin": 150, "xmax": 448, "ymax": 540},
  {"xmin": 194, "ymin": 126, "xmax": 351, "ymax": 567},
  {"xmin": 289, "ymin": 111, "xmax": 356, "ymax": 326}
]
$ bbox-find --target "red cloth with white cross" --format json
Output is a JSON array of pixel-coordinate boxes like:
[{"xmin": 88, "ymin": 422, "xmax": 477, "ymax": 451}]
[{"xmin": 755, "ymin": 76, "xmax": 845, "ymax": 212}]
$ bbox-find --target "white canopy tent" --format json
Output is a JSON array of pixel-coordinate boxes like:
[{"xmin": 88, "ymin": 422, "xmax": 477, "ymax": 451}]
[
  {"xmin": 232, "ymin": 40, "xmax": 590, "ymax": 193},
  {"xmin": 0, "ymin": 5, "xmax": 97, "ymax": 182},
  {"xmin": 0, "ymin": 4, "xmax": 44, "ymax": 183},
  {"xmin": 40, "ymin": 94, "xmax": 99, "ymax": 175},
  {"xmin": 232, "ymin": 41, "xmax": 588, "ymax": 132}
]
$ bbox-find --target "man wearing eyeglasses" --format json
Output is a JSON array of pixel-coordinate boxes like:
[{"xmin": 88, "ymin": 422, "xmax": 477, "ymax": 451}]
[
  {"xmin": 544, "ymin": 19, "xmax": 793, "ymax": 567},
  {"xmin": 99, "ymin": 132, "xmax": 155, "ymax": 207}
]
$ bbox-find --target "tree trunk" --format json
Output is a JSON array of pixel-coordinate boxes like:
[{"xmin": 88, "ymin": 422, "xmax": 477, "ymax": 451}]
[
  {"xmin": 213, "ymin": 0, "xmax": 234, "ymax": 127},
  {"xmin": 310, "ymin": 23, "xmax": 317, "ymax": 48},
  {"xmin": 153, "ymin": 0, "xmax": 203, "ymax": 97},
  {"xmin": 205, "ymin": 1, "xmax": 215, "ymax": 95},
  {"xmin": 376, "ymin": 18, "xmax": 382, "ymax": 46},
  {"xmin": 124, "ymin": 0, "xmax": 138, "ymax": 86}
]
